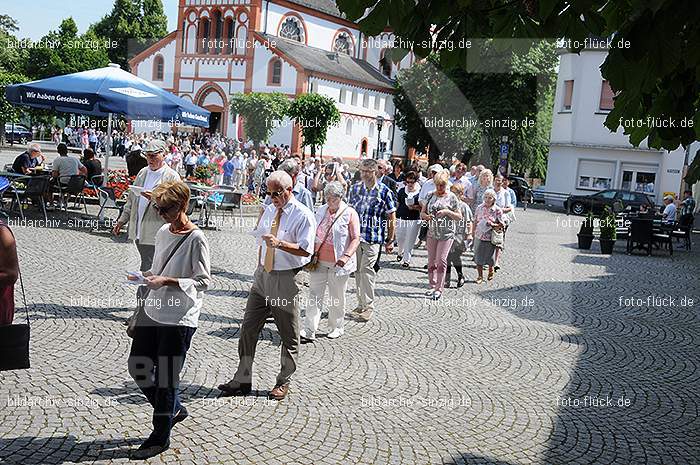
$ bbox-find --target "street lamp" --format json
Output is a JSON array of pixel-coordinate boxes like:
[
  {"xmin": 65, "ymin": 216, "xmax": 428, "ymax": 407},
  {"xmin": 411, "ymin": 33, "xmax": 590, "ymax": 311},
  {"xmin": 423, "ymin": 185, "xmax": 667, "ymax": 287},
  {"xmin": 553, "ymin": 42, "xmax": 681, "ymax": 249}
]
[{"xmin": 375, "ymin": 115, "xmax": 384, "ymax": 159}]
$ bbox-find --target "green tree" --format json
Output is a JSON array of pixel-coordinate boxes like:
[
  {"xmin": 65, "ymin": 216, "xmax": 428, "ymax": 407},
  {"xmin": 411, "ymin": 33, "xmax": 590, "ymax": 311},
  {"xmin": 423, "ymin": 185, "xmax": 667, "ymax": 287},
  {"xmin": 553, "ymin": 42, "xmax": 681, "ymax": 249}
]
[
  {"xmin": 229, "ymin": 92, "xmax": 290, "ymax": 148},
  {"xmin": 287, "ymin": 93, "xmax": 340, "ymax": 157},
  {"xmin": 337, "ymin": 0, "xmax": 700, "ymax": 182},
  {"xmin": 0, "ymin": 14, "xmax": 27, "ymax": 74},
  {"xmin": 0, "ymin": 71, "xmax": 29, "ymax": 145},
  {"xmin": 24, "ymin": 18, "xmax": 110, "ymax": 79},
  {"xmin": 91, "ymin": 0, "xmax": 168, "ymax": 70}
]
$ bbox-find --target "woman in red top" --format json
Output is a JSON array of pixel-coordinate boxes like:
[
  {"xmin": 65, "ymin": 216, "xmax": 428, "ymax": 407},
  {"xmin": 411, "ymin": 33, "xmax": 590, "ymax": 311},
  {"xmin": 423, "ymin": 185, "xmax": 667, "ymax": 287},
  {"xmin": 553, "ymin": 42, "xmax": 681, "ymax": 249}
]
[{"xmin": 0, "ymin": 220, "xmax": 19, "ymax": 325}]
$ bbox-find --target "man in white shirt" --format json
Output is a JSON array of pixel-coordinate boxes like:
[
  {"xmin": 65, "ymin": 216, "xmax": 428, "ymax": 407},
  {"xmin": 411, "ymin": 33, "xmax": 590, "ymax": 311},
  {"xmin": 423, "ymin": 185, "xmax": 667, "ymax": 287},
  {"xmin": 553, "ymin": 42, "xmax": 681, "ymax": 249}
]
[
  {"xmin": 219, "ymin": 170, "xmax": 316, "ymax": 401},
  {"xmin": 114, "ymin": 139, "xmax": 181, "ymax": 271},
  {"xmin": 661, "ymin": 195, "xmax": 677, "ymax": 225}
]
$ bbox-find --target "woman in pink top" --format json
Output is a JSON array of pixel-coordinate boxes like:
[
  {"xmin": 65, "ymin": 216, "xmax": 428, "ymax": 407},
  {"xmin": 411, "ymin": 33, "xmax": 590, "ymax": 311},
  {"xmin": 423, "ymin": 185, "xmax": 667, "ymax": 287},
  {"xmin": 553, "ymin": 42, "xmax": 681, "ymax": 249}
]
[
  {"xmin": 301, "ymin": 182, "xmax": 360, "ymax": 341},
  {"xmin": 0, "ymin": 220, "xmax": 19, "ymax": 325}
]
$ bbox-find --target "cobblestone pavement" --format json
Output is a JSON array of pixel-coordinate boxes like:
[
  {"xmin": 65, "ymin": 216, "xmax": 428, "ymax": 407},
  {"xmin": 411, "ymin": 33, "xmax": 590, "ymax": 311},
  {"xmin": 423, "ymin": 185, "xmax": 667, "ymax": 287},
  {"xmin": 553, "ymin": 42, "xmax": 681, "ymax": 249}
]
[{"xmin": 0, "ymin": 202, "xmax": 698, "ymax": 465}]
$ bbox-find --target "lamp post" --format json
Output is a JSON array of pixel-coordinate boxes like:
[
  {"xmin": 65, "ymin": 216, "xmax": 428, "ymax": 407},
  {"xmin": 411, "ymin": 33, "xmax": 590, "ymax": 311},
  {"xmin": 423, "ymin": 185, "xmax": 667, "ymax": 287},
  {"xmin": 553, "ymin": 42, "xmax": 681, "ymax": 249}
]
[{"xmin": 375, "ymin": 115, "xmax": 384, "ymax": 159}]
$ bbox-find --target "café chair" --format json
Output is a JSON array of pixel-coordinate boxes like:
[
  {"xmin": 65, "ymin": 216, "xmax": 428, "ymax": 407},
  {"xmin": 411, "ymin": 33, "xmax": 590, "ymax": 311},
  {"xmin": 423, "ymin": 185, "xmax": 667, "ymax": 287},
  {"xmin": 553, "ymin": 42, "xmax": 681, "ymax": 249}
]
[
  {"xmin": 670, "ymin": 216, "xmax": 694, "ymax": 251},
  {"xmin": 10, "ymin": 176, "xmax": 50, "ymax": 222},
  {"xmin": 627, "ymin": 218, "xmax": 653, "ymax": 255},
  {"xmin": 652, "ymin": 223, "xmax": 674, "ymax": 256},
  {"xmin": 56, "ymin": 175, "xmax": 88, "ymax": 214}
]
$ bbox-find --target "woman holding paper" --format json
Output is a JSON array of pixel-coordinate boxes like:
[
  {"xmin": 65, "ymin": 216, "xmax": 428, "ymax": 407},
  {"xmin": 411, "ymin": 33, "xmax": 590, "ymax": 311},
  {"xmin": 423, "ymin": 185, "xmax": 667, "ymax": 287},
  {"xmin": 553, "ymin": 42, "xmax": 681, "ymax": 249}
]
[{"xmin": 127, "ymin": 180, "xmax": 211, "ymax": 460}]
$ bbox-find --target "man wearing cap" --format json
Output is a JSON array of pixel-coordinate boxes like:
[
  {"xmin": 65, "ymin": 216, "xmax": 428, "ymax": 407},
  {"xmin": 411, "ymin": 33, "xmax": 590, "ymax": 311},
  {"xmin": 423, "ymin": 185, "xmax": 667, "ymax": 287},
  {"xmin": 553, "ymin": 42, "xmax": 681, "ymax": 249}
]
[
  {"xmin": 113, "ymin": 139, "xmax": 181, "ymax": 272},
  {"xmin": 11, "ymin": 142, "xmax": 45, "ymax": 175}
]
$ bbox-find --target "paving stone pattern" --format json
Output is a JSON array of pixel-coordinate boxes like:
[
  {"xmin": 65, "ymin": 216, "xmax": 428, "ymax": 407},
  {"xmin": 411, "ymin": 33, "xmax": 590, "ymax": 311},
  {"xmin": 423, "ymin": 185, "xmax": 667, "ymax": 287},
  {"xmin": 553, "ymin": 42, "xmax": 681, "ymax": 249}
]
[{"xmin": 0, "ymin": 192, "xmax": 698, "ymax": 464}]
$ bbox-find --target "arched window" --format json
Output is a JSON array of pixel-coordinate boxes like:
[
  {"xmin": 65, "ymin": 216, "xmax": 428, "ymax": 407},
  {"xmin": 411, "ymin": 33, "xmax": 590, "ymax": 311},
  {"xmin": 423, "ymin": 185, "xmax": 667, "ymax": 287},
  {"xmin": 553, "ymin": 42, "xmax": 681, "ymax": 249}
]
[
  {"xmin": 225, "ymin": 17, "xmax": 235, "ymax": 54},
  {"xmin": 334, "ymin": 32, "xmax": 352, "ymax": 55},
  {"xmin": 379, "ymin": 50, "xmax": 392, "ymax": 77},
  {"xmin": 199, "ymin": 17, "xmax": 211, "ymax": 53},
  {"xmin": 369, "ymin": 122, "xmax": 375, "ymax": 138},
  {"xmin": 339, "ymin": 88, "xmax": 346, "ymax": 103},
  {"xmin": 345, "ymin": 119, "xmax": 353, "ymax": 135},
  {"xmin": 279, "ymin": 16, "xmax": 304, "ymax": 43},
  {"xmin": 153, "ymin": 55, "xmax": 164, "ymax": 81},
  {"xmin": 267, "ymin": 58, "xmax": 282, "ymax": 86},
  {"xmin": 212, "ymin": 11, "xmax": 223, "ymax": 53}
]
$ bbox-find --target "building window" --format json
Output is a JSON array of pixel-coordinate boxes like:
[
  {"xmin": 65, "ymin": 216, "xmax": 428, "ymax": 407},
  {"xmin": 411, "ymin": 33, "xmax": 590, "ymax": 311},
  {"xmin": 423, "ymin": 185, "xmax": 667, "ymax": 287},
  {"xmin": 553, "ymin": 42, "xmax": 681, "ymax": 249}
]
[
  {"xmin": 577, "ymin": 160, "xmax": 614, "ymax": 190},
  {"xmin": 345, "ymin": 119, "xmax": 353, "ymax": 135},
  {"xmin": 599, "ymin": 80, "xmax": 614, "ymax": 111},
  {"xmin": 621, "ymin": 169, "xmax": 656, "ymax": 194},
  {"xmin": 363, "ymin": 93, "xmax": 369, "ymax": 108},
  {"xmin": 379, "ymin": 50, "xmax": 392, "ymax": 77},
  {"xmin": 267, "ymin": 58, "xmax": 282, "ymax": 86},
  {"xmin": 563, "ymin": 79, "xmax": 574, "ymax": 110},
  {"xmin": 212, "ymin": 10, "xmax": 223, "ymax": 53},
  {"xmin": 369, "ymin": 122, "xmax": 375, "ymax": 138},
  {"xmin": 199, "ymin": 17, "xmax": 210, "ymax": 53},
  {"xmin": 374, "ymin": 95, "xmax": 381, "ymax": 110},
  {"xmin": 279, "ymin": 16, "xmax": 304, "ymax": 43},
  {"xmin": 351, "ymin": 91, "xmax": 357, "ymax": 105},
  {"xmin": 153, "ymin": 55, "xmax": 164, "ymax": 81},
  {"xmin": 225, "ymin": 17, "xmax": 235, "ymax": 54},
  {"xmin": 339, "ymin": 88, "xmax": 346, "ymax": 103},
  {"xmin": 334, "ymin": 32, "xmax": 352, "ymax": 55}
]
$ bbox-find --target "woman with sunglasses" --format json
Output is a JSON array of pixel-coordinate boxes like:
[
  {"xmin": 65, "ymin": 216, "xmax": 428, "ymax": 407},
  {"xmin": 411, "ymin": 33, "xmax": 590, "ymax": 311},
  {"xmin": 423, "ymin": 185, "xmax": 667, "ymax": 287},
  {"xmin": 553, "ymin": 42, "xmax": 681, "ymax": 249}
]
[{"xmin": 127, "ymin": 180, "xmax": 211, "ymax": 459}]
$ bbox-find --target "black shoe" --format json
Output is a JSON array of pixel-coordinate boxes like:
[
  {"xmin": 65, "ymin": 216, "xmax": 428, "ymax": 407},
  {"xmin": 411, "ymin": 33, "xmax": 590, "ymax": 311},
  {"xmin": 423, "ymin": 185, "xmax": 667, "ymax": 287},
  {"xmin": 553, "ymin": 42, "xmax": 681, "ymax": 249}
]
[
  {"xmin": 131, "ymin": 438, "xmax": 170, "ymax": 460},
  {"xmin": 397, "ymin": 254, "xmax": 403, "ymax": 262},
  {"xmin": 456, "ymin": 276, "xmax": 465, "ymax": 288},
  {"xmin": 172, "ymin": 407, "xmax": 189, "ymax": 426},
  {"xmin": 218, "ymin": 382, "xmax": 252, "ymax": 397},
  {"xmin": 445, "ymin": 275, "xmax": 451, "ymax": 288}
]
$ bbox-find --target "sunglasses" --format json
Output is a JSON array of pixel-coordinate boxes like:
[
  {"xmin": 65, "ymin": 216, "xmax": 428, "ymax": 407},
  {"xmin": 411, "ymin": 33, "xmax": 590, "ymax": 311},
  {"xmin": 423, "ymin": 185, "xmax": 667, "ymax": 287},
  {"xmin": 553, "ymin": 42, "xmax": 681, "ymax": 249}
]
[
  {"xmin": 153, "ymin": 203, "xmax": 178, "ymax": 214},
  {"xmin": 269, "ymin": 189, "xmax": 287, "ymax": 199}
]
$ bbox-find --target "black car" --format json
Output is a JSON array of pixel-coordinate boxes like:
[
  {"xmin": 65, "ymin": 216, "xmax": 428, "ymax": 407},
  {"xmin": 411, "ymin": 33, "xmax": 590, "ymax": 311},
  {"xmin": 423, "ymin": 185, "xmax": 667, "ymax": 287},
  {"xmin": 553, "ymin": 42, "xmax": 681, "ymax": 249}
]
[
  {"xmin": 564, "ymin": 189, "xmax": 654, "ymax": 215},
  {"xmin": 4, "ymin": 124, "xmax": 33, "ymax": 144},
  {"xmin": 507, "ymin": 176, "xmax": 533, "ymax": 203}
]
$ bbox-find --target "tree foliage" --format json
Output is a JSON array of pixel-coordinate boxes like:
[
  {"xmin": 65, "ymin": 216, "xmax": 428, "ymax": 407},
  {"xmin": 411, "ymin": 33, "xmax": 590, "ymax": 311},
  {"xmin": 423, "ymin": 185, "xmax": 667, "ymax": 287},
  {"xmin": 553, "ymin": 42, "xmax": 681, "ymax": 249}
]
[
  {"xmin": 287, "ymin": 93, "xmax": 340, "ymax": 156},
  {"xmin": 394, "ymin": 40, "xmax": 557, "ymax": 175},
  {"xmin": 230, "ymin": 92, "xmax": 290, "ymax": 148},
  {"xmin": 24, "ymin": 18, "xmax": 110, "ymax": 79},
  {"xmin": 337, "ymin": 0, "xmax": 700, "ymax": 182},
  {"xmin": 91, "ymin": 0, "xmax": 168, "ymax": 70}
]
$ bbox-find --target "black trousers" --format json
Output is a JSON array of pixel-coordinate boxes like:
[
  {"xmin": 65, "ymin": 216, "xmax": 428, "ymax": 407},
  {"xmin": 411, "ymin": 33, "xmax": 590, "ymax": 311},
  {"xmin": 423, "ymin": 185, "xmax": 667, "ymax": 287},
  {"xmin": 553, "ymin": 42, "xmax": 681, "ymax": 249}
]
[
  {"xmin": 418, "ymin": 224, "xmax": 428, "ymax": 242},
  {"xmin": 128, "ymin": 320, "xmax": 196, "ymax": 444},
  {"xmin": 446, "ymin": 245, "xmax": 464, "ymax": 277},
  {"xmin": 135, "ymin": 241, "xmax": 155, "ymax": 272}
]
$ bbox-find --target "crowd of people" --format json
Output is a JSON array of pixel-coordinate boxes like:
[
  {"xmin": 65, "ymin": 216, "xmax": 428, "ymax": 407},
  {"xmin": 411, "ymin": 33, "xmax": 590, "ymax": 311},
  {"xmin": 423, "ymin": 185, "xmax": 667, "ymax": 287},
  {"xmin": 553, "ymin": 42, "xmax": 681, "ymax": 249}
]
[{"xmin": 4, "ymin": 129, "xmax": 521, "ymax": 459}]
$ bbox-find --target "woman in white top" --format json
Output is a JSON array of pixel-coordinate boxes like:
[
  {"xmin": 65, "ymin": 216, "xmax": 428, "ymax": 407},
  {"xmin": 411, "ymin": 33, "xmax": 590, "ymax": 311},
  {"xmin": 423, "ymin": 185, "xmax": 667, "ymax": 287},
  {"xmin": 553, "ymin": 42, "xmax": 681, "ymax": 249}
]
[
  {"xmin": 127, "ymin": 180, "xmax": 211, "ymax": 460},
  {"xmin": 301, "ymin": 182, "xmax": 360, "ymax": 341}
]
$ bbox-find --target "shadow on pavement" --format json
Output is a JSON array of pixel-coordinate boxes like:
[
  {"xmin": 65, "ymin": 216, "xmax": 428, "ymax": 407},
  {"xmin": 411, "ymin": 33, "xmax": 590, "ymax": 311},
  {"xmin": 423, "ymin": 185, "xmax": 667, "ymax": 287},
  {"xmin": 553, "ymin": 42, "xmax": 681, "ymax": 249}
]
[{"xmin": 0, "ymin": 436, "xmax": 139, "ymax": 464}]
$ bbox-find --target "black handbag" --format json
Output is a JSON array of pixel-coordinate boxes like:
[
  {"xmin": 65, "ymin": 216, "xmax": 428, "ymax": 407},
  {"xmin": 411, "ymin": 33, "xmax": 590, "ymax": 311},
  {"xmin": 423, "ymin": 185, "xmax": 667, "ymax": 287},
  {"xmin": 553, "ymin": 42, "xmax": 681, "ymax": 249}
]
[{"xmin": 0, "ymin": 251, "xmax": 30, "ymax": 371}]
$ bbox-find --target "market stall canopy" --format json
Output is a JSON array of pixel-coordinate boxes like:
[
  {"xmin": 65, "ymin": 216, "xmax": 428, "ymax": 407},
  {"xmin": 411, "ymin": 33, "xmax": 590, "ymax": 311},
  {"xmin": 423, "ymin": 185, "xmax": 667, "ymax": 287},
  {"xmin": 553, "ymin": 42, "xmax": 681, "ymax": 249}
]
[{"xmin": 5, "ymin": 63, "xmax": 210, "ymax": 127}]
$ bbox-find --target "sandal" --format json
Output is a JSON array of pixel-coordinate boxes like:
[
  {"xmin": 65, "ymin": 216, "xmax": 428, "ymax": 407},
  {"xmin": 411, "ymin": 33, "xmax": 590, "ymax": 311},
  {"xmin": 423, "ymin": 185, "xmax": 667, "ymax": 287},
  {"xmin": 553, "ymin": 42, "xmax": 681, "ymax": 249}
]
[
  {"xmin": 487, "ymin": 270, "xmax": 494, "ymax": 281},
  {"xmin": 475, "ymin": 277, "xmax": 483, "ymax": 284}
]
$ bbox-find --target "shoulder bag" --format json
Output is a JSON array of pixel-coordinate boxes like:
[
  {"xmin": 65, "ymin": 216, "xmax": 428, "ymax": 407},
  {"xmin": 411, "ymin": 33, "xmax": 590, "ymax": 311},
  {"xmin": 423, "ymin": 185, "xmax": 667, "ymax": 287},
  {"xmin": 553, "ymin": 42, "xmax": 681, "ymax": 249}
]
[
  {"xmin": 490, "ymin": 227, "xmax": 504, "ymax": 247},
  {"xmin": 127, "ymin": 229, "xmax": 194, "ymax": 337},
  {"xmin": 0, "ymin": 227, "xmax": 30, "ymax": 371},
  {"xmin": 305, "ymin": 207, "xmax": 348, "ymax": 272}
]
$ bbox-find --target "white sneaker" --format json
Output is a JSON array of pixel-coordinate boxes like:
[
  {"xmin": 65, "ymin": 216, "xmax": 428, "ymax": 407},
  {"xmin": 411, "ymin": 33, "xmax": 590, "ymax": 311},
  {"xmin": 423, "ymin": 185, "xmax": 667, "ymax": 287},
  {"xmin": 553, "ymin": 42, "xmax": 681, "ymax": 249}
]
[
  {"xmin": 300, "ymin": 328, "xmax": 315, "ymax": 341},
  {"xmin": 327, "ymin": 328, "xmax": 344, "ymax": 339}
]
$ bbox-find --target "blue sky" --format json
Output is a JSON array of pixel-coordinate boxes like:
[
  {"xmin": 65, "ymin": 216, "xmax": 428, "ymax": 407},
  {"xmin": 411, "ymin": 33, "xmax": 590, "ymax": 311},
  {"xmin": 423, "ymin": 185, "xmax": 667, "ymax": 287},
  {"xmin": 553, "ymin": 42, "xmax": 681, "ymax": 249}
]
[{"xmin": 3, "ymin": 0, "xmax": 179, "ymax": 40}]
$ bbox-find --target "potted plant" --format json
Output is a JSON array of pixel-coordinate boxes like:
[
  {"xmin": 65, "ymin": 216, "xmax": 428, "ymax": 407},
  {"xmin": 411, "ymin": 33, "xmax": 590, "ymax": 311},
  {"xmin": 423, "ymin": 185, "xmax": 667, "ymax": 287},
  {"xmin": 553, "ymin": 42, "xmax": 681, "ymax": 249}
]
[
  {"xmin": 598, "ymin": 207, "xmax": 617, "ymax": 254},
  {"xmin": 577, "ymin": 212, "xmax": 595, "ymax": 249}
]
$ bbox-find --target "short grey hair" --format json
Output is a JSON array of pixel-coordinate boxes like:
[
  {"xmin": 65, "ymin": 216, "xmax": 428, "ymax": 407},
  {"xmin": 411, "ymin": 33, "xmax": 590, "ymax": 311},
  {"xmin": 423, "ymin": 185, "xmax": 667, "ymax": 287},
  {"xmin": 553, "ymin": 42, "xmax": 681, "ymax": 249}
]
[
  {"xmin": 278, "ymin": 159, "xmax": 300, "ymax": 177},
  {"xmin": 28, "ymin": 142, "xmax": 41, "ymax": 153},
  {"xmin": 360, "ymin": 159, "xmax": 378, "ymax": 171},
  {"xmin": 483, "ymin": 188, "xmax": 497, "ymax": 202},
  {"xmin": 324, "ymin": 181, "xmax": 345, "ymax": 199},
  {"xmin": 266, "ymin": 170, "xmax": 293, "ymax": 190},
  {"xmin": 663, "ymin": 195, "xmax": 674, "ymax": 202}
]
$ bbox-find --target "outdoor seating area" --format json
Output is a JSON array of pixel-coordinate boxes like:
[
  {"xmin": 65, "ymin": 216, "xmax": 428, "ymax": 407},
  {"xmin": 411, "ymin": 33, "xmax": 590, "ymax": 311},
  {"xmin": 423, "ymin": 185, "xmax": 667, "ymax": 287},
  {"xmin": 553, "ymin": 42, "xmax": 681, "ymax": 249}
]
[{"xmin": 616, "ymin": 211, "xmax": 693, "ymax": 256}]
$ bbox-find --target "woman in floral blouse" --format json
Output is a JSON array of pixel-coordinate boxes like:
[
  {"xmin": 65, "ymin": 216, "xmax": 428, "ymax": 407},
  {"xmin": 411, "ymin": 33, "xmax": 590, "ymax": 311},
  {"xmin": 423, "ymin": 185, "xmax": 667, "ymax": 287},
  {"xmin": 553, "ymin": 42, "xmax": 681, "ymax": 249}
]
[{"xmin": 471, "ymin": 189, "xmax": 504, "ymax": 284}]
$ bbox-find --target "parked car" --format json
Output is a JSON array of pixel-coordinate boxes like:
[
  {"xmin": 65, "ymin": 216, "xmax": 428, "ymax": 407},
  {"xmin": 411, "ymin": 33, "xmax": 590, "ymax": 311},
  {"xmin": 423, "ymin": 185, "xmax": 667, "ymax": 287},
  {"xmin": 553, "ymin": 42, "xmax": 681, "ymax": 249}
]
[
  {"xmin": 564, "ymin": 189, "xmax": 654, "ymax": 215},
  {"xmin": 4, "ymin": 124, "xmax": 33, "ymax": 144},
  {"xmin": 532, "ymin": 185, "xmax": 546, "ymax": 203},
  {"xmin": 507, "ymin": 176, "xmax": 533, "ymax": 203}
]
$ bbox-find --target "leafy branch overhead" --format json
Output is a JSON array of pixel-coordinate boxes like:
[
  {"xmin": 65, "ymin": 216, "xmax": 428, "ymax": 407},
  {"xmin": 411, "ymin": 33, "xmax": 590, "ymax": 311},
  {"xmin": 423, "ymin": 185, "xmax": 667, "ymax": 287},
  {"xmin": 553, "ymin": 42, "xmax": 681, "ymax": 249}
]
[
  {"xmin": 230, "ymin": 92, "xmax": 290, "ymax": 147},
  {"xmin": 337, "ymin": 0, "xmax": 700, "ymax": 182}
]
